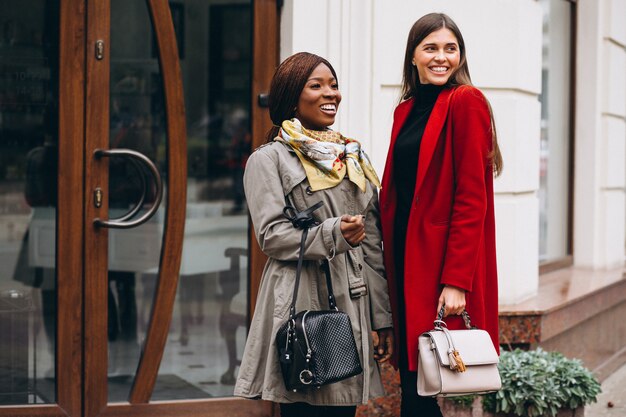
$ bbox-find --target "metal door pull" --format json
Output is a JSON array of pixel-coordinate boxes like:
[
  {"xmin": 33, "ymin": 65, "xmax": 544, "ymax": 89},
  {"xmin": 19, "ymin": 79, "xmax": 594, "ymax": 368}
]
[{"xmin": 93, "ymin": 148, "xmax": 163, "ymax": 229}]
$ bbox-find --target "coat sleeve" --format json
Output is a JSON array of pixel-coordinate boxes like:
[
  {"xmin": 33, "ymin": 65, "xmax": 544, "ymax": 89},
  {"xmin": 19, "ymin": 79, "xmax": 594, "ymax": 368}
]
[
  {"xmin": 440, "ymin": 87, "xmax": 491, "ymax": 292},
  {"xmin": 243, "ymin": 148, "xmax": 353, "ymax": 261},
  {"xmin": 360, "ymin": 186, "xmax": 393, "ymax": 330}
]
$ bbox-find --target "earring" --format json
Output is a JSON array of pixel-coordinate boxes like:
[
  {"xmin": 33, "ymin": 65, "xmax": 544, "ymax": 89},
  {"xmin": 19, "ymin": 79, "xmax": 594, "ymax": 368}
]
[{"xmin": 411, "ymin": 60, "xmax": 416, "ymax": 66}]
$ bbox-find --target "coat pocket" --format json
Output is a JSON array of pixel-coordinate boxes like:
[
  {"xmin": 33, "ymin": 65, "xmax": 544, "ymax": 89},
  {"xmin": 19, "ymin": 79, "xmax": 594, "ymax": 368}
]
[{"xmin": 273, "ymin": 267, "xmax": 295, "ymax": 319}]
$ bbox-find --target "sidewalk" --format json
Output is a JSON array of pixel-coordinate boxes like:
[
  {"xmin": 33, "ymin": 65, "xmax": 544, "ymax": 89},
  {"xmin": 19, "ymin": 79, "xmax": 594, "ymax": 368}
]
[{"xmin": 585, "ymin": 363, "xmax": 626, "ymax": 416}]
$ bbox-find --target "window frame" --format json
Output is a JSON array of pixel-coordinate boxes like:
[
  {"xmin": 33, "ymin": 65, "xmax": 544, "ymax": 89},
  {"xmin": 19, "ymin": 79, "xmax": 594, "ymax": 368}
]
[{"xmin": 538, "ymin": 0, "xmax": 577, "ymax": 274}]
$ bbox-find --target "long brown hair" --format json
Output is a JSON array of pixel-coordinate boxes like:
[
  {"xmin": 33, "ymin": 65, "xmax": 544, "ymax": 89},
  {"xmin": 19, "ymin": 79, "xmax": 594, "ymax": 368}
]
[
  {"xmin": 401, "ymin": 13, "xmax": 503, "ymax": 176},
  {"xmin": 264, "ymin": 52, "xmax": 338, "ymax": 143}
]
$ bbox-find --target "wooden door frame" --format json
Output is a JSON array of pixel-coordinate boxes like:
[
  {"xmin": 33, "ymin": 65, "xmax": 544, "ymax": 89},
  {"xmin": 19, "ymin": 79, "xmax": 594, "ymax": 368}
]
[
  {"xmin": 0, "ymin": 0, "xmax": 277, "ymax": 416},
  {"xmin": 249, "ymin": 0, "xmax": 278, "ymax": 320},
  {"xmin": 56, "ymin": 0, "xmax": 87, "ymax": 414},
  {"xmin": 83, "ymin": 0, "xmax": 110, "ymax": 415},
  {"xmin": 79, "ymin": 0, "xmax": 278, "ymax": 416}
]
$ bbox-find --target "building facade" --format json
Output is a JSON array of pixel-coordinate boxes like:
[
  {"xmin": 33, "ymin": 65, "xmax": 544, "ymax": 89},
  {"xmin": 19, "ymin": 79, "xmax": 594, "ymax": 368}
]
[
  {"xmin": 282, "ymin": 0, "xmax": 626, "ymax": 304},
  {"xmin": 0, "ymin": 0, "xmax": 623, "ymax": 416}
]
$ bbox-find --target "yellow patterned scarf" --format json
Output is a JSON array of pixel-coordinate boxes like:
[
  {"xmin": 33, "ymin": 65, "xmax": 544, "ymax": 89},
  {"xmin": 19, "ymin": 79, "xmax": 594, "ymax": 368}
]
[{"xmin": 275, "ymin": 119, "xmax": 381, "ymax": 192}]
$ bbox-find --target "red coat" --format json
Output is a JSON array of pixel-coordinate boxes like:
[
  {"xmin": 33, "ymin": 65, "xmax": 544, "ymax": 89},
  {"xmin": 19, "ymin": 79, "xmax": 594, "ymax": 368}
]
[{"xmin": 380, "ymin": 85, "xmax": 499, "ymax": 371}]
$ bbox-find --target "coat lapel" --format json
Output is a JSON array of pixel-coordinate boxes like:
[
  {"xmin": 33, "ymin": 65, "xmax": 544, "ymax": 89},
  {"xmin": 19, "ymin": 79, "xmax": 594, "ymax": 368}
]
[
  {"xmin": 414, "ymin": 87, "xmax": 455, "ymax": 195},
  {"xmin": 380, "ymin": 99, "xmax": 414, "ymax": 201}
]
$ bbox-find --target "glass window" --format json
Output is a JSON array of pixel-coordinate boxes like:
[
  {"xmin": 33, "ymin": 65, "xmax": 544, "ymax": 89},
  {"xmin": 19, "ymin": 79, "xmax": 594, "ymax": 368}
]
[
  {"xmin": 107, "ymin": 0, "xmax": 251, "ymax": 401},
  {"xmin": 0, "ymin": 0, "xmax": 59, "ymax": 404},
  {"xmin": 539, "ymin": 0, "xmax": 574, "ymax": 264}
]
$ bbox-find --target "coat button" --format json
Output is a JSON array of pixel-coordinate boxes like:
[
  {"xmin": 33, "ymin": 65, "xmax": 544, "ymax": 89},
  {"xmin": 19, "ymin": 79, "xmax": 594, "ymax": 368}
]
[
  {"xmin": 358, "ymin": 263, "xmax": 363, "ymax": 271},
  {"xmin": 306, "ymin": 186, "xmax": 313, "ymax": 195}
]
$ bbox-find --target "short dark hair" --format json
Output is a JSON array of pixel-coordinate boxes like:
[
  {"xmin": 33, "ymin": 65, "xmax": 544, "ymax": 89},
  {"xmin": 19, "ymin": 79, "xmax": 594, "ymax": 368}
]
[{"xmin": 265, "ymin": 52, "xmax": 338, "ymax": 142}]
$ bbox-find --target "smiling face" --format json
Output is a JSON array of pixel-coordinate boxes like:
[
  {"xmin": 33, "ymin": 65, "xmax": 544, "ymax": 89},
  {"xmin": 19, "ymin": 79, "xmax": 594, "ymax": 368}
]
[
  {"xmin": 295, "ymin": 63, "xmax": 342, "ymax": 130},
  {"xmin": 413, "ymin": 27, "xmax": 460, "ymax": 85}
]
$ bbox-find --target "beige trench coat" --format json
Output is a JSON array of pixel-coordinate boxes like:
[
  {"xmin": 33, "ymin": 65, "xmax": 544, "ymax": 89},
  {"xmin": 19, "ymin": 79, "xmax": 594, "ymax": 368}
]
[{"xmin": 234, "ymin": 141, "xmax": 393, "ymax": 406}]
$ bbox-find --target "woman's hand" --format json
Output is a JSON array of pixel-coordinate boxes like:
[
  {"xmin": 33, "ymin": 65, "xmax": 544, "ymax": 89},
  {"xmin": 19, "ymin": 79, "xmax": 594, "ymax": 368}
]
[
  {"xmin": 372, "ymin": 327, "xmax": 394, "ymax": 363},
  {"xmin": 340, "ymin": 214, "xmax": 365, "ymax": 246},
  {"xmin": 436, "ymin": 285, "xmax": 466, "ymax": 318}
]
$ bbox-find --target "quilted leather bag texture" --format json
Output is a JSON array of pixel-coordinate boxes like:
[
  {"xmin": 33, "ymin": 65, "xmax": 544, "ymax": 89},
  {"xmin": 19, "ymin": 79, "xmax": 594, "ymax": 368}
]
[
  {"xmin": 275, "ymin": 201, "xmax": 363, "ymax": 391},
  {"xmin": 276, "ymin": 309, "xmax": 363, "ymax": 390}
]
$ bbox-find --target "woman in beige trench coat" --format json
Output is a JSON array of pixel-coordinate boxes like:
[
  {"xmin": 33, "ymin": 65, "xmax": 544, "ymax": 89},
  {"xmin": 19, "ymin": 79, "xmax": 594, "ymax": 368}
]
[{"xmin": 234, "ymin": 52, "xmax": 394, "ymax": 417}]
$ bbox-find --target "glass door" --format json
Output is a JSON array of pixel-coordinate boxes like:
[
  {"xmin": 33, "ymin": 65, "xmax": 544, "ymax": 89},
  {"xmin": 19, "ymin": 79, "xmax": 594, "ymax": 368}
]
[
  {"xmin": 0, "ymin": 0, "xmax": 60, "ymax": 406},
  {"xmin": 82, "ymin": 0, "xmax": 277, "ymax": 416},
  {"xmin": 0, "ymin": 0, "xmax": 85, "ymax": 415},
  {"xmin": 0, "ymin": 0, "xmax": 278, "ymax": 415},
  {"xmin": 104, "ymin": 0, "xmax": 253, "ymax": 400}
]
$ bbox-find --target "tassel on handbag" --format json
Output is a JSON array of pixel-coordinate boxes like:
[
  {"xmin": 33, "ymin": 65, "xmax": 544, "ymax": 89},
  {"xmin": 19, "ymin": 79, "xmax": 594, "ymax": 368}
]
[{"xmin": 448, "ymin": 349, "xmax": 467, "ymax": 372}]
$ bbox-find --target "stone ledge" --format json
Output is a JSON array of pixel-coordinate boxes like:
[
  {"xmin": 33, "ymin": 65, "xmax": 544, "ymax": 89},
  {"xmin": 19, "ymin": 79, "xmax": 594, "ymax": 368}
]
[
  {"xmin": 498, "ymin": 267, "xmax": 626, "ymax": 379},
  {"xmin": 440, "ymin": 397, "xmax": 585, "ymax": 417}
]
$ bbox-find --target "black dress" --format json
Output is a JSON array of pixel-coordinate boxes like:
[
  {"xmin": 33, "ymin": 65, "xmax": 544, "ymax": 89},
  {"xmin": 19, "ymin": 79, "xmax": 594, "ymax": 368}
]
[{"xmin": 392, "ymin": 83, "xmax": 444, "ymax": 417}]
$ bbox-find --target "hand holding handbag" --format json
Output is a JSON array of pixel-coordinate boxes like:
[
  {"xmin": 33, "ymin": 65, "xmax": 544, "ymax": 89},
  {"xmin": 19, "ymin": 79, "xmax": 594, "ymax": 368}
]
[
  {"xmin": 275, "ymin": 201, "xmax": 363, "ymax": 391},
  {"xmin": 417, "ymin": 307, "xmax": 501, "ymax": 397}
]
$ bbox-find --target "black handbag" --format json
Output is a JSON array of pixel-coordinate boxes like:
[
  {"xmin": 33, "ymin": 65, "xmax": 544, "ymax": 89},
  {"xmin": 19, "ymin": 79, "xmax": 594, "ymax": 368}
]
[{"xmin": 275, "ymin": 201, "xmax": 363, "ymax": 391}]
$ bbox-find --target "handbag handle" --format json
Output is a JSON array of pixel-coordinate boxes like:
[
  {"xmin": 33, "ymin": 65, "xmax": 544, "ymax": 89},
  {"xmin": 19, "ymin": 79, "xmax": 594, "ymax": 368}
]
[
  {"xmin": 435, "ymin": 305, "xmax": 475, "ymax": 330},
  {"xmin": 434, "ymin": 305, "xmax": 472, "ymax": 373},
  {"xmin": 283, "ymin": 201, "xmax": 338, "ymax": 320}
]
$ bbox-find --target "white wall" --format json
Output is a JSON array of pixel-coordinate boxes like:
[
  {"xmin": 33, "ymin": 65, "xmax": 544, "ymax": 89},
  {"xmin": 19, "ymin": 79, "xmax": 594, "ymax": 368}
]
[
  {"xmin": 280, "ymin": 0, "xmax": 375, "ymax": 156},
  {"xmin": 375, "ymin": 1, "xmax": 543, "ymax": 305},
  {"xmin": 280, "ymin": 0, "xmax": 626, "ymax": 304}
]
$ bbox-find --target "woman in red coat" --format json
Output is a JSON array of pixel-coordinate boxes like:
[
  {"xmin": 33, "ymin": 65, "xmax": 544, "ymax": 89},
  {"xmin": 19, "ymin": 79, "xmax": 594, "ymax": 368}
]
[{"xmin": 379, "ymin": 13, "xmax": 503, "ymax": 416}]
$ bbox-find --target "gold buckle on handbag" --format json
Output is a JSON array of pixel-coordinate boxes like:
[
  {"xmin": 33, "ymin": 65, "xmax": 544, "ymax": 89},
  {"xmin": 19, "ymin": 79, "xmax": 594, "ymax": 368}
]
[{"xmin": 349, "ymin": 284, "xmax": 368, "ymax": 299}]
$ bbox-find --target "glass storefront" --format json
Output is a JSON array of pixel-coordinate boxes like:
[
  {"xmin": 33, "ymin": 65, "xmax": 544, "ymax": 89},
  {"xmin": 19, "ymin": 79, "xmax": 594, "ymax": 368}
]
[
  {"xmin": 107, "ymin": 0, "xmax": 251, "ymax": 401},
  {"xmin": 0, "ymin": 0, "xmax": 253, "ymax": 405},
  {"xmin": 0, "ymin": 0, "xmax": 59, "ymax": 405}
]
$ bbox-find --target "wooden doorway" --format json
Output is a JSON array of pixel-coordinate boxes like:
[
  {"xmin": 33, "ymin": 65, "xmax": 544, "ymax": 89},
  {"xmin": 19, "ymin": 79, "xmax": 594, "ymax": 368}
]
[{"xmin": 0, "ymin": 0, "xmax": 277, "ymax": 416}]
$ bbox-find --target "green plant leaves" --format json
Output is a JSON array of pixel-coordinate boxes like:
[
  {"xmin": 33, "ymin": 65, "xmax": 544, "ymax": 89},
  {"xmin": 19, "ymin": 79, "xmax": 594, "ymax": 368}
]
[
  {"xmin": 449, "ymin": 395, "xmax": 476, "ymax": 409},
  {"xmin": 478, "ymin": 349, "xmax": 601, "ymax": 417}
]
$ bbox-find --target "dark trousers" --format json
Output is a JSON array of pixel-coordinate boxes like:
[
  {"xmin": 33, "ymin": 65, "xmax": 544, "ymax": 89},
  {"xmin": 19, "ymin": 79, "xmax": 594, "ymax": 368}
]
[
  {"xmin": 280, "ymin": 402, "xmax": 356, "ymax": 417},
  {"xmin": 398, "ymin": 364, "xmax": 443, "ymax": 417}
]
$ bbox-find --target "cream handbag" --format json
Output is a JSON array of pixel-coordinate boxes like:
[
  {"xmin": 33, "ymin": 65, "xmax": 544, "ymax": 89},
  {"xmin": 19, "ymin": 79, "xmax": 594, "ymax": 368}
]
[{"xmin": 417, "ymin": 309, "xmax": 501, "ymax": 397}]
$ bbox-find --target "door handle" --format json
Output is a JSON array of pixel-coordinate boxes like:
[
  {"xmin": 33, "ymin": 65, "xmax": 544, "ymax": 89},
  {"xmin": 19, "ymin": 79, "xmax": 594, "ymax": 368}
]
[
  {"xmin": 93, "ymin": 148, "xmax": 164, "ymax": 229},
  {"xmin": 258, "ymin": 93, "xmax": 269, "ymax": 108}
]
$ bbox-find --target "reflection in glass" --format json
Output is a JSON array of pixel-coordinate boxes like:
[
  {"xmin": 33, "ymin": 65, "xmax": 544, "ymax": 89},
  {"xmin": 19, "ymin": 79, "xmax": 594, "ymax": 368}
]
[
  {"xmin": 539, "ymin": 0, "xmax": 572, "ymax": 263},
  {"xmin": 0, "ymin": 0, "xmax": 58, "ymax": 404},
  {"xmin": 108, "ymin": 0, "xmax": 251, "ymax": 401},
  {"xmin": 107, "ymin": 0, "xmax": 165, "ymax": 399},
  {"xmin": 158, "ymin": 0, "xmax": 252, "ymax": 399}
]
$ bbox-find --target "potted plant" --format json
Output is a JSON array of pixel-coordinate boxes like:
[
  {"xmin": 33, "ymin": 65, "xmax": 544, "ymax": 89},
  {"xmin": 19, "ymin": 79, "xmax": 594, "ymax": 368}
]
[
  {"xmin": 441, "ymin": 349, "xmax": 601, "ymax": 417},
  {"xmin": 439, "ymin": 395, "xmax": 480, "ymax": 417}
]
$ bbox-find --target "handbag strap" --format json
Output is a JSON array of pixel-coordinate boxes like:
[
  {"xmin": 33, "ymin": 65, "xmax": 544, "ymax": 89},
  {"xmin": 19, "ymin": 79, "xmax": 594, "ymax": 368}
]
[
  {"xmin": 435, "ymin": 305, "xmax": 475, "ymax": 330},
  {"xmin": 282, "ymin": 201, "xmax": 337, "ymax": 319}
]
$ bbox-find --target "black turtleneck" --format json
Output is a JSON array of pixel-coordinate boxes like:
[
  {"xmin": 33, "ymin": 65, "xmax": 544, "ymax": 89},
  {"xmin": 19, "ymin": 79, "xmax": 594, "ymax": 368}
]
[
  {"xmin": 393, "ymin": 84, "xmax": 443, "ymax": 221},
  {"xmin": 392, "ymin": 84, "xmax": 443, "ymax": 338}
]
